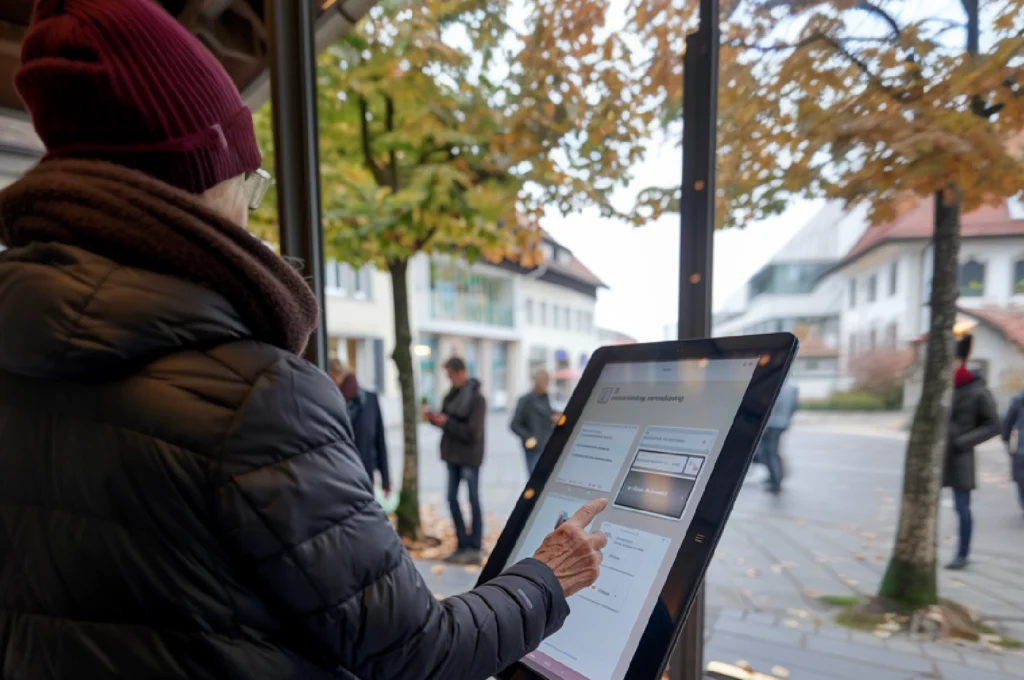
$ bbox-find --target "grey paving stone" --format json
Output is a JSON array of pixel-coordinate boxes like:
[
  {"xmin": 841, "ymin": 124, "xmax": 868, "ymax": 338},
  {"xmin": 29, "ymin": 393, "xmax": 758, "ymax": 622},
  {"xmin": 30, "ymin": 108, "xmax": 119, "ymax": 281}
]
[
  {"xmin": 935, "ymin": 660, "xmax": 1014, "ymax": 680},
  {"xmin": 709, "ymin": 634, "xmax": 915, "ymax": 680},
  {"xmin": 884, "ymin": 637, "xmax": 924, "ymax": 656},
  {"xmin": 814, "ymin": 625, "xmax": 852, "ymax": 641},
  {"xmin": 745, "ymin": 611, "xmax": 779, "ymax": 626},
  {"xmin": 917, "ymin": 643, "xmax": 964, "ymax": 664},
  {"xmin": 1001, "ymin": 657, "xmax": 1024, "ymax": 677},
  {"xmin": 712, "ymin": 617, "xmax": 804, "ymax": 647},
  {"xmin": 959, "ymin": 652, "xmax": 1005, "ymax": 673},
  {"xmin": 804, "ymin": 634, "xmax": 934, "ymax": 675}
]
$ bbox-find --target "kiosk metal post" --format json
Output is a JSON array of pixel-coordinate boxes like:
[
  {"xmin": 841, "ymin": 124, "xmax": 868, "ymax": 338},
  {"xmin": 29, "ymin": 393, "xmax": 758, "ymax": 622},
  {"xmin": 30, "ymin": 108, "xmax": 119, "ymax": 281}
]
[
  {"xmin": 670, "ymin": 0, "xmax": 720, "ymax": 676},
  {"xmin": 266, "ymin": 0, "xmax": 328, "ymax": 370}
]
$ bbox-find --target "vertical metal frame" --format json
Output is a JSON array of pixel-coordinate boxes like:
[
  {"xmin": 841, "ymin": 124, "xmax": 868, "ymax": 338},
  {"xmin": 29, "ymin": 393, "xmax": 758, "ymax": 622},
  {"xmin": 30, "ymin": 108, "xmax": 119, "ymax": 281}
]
[
  {"xmin": 266, "ymin": 0, "xmax": 329, "ymax": 369},
  {"xmin": 671, "ymin": 0, "xmax": 720, "ymax": 676}
]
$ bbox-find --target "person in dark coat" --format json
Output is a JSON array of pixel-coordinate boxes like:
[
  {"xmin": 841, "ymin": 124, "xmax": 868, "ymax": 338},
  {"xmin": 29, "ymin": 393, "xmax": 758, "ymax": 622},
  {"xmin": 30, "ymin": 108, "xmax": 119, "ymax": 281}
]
[
  {"xmin": 511, "ymin": 369, "xmax": 561, "ymax": 474},
  {"xmin": 329, "ymin": 360, "xmax": 390, "ymax": 493},
  {"xmin": 425, "ymin": 356, "xmax": 487, "ymax": 563},
  {"xmin": 944, "ymin": 334, "xmax": 1000, "ymax": 570},
  {"xmin": 1001, "ymin": 387, "xmax": 1024, "ymax": 514},
  {"xmin": 0, "ymin": 2, "xmax": 609, "ymax": 678},
  {"xmin": 755, "ymin": 380, "xmax": 798, "ymax": 494}
]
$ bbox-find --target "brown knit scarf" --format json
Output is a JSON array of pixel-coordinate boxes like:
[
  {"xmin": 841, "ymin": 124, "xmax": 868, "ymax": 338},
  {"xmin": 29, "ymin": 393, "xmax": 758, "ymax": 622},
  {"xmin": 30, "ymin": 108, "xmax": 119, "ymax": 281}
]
[{"xmin": 0, "ymin": 159, "xmax": 318, "ymax": 355}]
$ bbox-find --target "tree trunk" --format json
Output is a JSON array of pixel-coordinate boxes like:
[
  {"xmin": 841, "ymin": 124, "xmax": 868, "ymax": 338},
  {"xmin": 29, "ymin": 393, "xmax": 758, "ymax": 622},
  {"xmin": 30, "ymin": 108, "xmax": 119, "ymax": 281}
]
[
  {"xmin": 879, "ymin": 187, "xmax": 961, "ymax": 609},
  {"xmin": 388, "ymin": 257, "xmax": 422, "ymax": 539}
]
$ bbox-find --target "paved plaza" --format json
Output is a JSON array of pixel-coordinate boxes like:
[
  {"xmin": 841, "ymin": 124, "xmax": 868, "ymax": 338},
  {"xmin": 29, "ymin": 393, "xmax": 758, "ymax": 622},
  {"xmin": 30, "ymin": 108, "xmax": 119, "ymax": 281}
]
[{"xmin": 392, "ymin": 412, "xmax": 1024, "ymax": 678}]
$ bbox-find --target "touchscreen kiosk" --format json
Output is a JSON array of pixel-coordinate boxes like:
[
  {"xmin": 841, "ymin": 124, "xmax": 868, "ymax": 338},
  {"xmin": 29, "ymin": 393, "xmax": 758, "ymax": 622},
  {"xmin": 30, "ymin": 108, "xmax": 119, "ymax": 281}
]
[{"xmin": 479, "ymin": 335, "xmax": 798, "ymax": 680}]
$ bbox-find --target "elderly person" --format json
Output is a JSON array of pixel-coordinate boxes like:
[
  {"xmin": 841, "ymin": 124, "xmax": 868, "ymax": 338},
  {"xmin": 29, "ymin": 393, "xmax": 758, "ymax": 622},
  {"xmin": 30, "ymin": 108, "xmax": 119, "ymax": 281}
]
[
  {"xmin": 0, "ymin": 2, "xmax": 607, "ymax": 678},
  {"xmin": 329, "ymin": 360, "xmax": 391, "ymax": 494},
  {"xmin": 511, "ymin": 369, "xmax": 561, "ymax": 474}
]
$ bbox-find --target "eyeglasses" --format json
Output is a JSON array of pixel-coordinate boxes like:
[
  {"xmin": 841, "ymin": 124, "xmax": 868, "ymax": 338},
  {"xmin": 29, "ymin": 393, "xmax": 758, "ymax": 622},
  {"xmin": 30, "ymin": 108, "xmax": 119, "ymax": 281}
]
[{"xmin": 244, "ymin": 169, "xmax": 273, "ymax": 211}]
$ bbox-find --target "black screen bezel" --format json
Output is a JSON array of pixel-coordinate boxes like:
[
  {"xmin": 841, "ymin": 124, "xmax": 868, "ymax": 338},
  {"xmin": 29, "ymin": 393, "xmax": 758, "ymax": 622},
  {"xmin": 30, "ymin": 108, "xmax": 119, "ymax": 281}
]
[{"xmin": 477, "ymin": 333, "xmax": 799, "ymax": 680}]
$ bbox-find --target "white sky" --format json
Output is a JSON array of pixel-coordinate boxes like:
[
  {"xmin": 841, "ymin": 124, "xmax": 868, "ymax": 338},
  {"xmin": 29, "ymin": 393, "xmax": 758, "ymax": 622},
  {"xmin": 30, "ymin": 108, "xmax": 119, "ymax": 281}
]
[{"xmin": 541, "ymin": 137, "xmax": 822, "ymax": 342}]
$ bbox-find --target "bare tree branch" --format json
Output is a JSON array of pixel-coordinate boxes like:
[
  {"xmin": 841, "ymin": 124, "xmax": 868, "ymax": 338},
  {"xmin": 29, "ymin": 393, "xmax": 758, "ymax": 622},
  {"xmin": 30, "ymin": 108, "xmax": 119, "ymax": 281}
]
[
  {"xmin": 855, "ymin": 0, "xmax": 902, "ymax": 39},
  {"xmin": 385, "ymin": 95, "xmax": 399, "ymax": 193},
  {"xmin": 359, "ymin": 96, "xmax": 389, "ymax": 187}
]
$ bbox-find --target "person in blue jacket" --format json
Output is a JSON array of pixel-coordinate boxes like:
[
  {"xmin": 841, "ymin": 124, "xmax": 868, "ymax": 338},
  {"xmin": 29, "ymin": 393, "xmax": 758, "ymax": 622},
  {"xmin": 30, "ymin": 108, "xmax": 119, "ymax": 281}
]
[
  {"xmin": 1001, "ymin": 388, "xmax": 1024, "ymax": 515},
  {"xmin": 756, "ymin": 380, "xmax": 799, "ymax": 494}
]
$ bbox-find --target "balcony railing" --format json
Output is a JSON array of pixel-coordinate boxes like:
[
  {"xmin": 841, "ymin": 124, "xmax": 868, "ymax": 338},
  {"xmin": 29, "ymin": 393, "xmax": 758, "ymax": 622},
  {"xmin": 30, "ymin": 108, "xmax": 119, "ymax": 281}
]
[{"xmin": 430, "ymin": 291, "xmax": 514, "ymax": 327}]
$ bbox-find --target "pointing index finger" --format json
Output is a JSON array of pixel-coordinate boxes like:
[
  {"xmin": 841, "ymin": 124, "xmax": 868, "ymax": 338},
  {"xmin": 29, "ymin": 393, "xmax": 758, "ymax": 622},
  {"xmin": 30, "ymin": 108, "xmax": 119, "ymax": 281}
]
[{"xmin": 568, "ymin": 498, "xmax": 608, "ymax": 529}]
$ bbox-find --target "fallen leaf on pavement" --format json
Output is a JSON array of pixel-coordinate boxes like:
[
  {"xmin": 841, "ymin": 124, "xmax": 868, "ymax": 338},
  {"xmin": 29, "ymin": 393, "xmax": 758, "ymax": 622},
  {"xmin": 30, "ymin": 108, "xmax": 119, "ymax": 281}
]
[
  {"xmin": 464, "ymin": 564, "xmax": 480, "ymax": 574},
  {"xmin": 772, "ymin": 666, "xmax": 790, "ymax": 678},
  {"xmin": 802, "ymin": 589, "xmax": 822, "ymax": 598},
  {"xmin": 782, "ymin": 619, "xmax": 800, "ymax": 628},
  {"xmin": 842, "ymin": 578, "xmax": 858, "ymax": 587},
  {"xmin": 853, "ymin": 553, "xmax": 866, "ymax": 561},
  {"xmin": 430, "ymin": 565, "xmax": 446, "ymax": 575},
  {"xmin": 770, "ymin": 564, "xmax": 784, "ymax": 574},
  {"xmin": 787, "ymin": 608, "xmax": 809, "ymax": 619},
  {"xmin": 873, "ymin": 630, "xmax": 892, "ymax": 639},
  {"xmin": 746, "ymin": 568, "xmax": 761, "ymax": 578}
]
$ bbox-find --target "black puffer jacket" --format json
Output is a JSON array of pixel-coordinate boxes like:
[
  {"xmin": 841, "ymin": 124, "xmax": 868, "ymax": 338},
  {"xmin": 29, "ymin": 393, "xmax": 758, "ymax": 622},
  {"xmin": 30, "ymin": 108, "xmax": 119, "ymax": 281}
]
[
  {"xmin": 944, "ymin": 370, "xmax": 1000, "ymax": 490},
  {"xmin": 0, "ymin": 243, "xmax": 568, "ymax": 680}
]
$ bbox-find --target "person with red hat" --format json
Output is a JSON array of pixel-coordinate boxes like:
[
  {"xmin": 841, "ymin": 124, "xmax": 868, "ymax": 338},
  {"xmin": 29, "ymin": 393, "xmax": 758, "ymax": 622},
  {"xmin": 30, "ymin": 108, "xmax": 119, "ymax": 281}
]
[
  {"xmin": 943, "ymin": 333, "xmax": 999, "ymax": 571},
  {"xmin": 0, "ymin": 1, "xmax": 607, "ymax": 678}
]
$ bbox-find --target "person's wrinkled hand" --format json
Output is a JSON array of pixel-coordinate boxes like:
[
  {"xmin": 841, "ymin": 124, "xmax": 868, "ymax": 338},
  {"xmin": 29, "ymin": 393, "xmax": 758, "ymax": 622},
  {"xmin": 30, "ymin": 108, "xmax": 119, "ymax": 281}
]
[
  {"xmin": 533, "ymin": 498, "xmax": 608, "ymax": 597},
  {"xmin": 525, "ymin": 437, "xmax": 538, "ymax": 450}
]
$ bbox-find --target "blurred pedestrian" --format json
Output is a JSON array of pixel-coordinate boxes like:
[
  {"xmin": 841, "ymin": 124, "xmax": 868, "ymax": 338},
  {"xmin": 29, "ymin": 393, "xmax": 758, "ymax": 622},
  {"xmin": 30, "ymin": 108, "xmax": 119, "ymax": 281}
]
[
  {"xmin": 425, "ymin": 357, "xmax": 486, "ymax": 564},
  {"xmin": 1001, "ymin": 388, "xmax": 1024, "ymax": 515},
  {"xmin": 756, "ymin": 379, "xmax": 798, "ymax": 494},
  {"xmin": 329, "ymin": 360, "xmax": 391, "ymax": 495},
  {"xmin": 0, "ymin": 1, "xmax": 607, "ymax": 677},
  {"xmin": 511, "ymin": 369, "xmax": 561, "ymax": 474},
  {"xmin": 944, "ymin": 334, "xmax": 1000, "ymax": 570}
]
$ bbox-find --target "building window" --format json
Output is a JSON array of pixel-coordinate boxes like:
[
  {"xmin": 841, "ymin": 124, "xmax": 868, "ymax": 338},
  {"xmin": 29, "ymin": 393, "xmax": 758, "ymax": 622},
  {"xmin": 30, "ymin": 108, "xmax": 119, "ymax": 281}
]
[
  {"xmin": 848, "ymin": 279, "xmax": 857, "ymax": 308},
  {"xmin": 525, "ymin": 298, "xmax": 534, "ymax": 324},
  {"xmin": 868, "ymin": 328, "xmax": 877, "ymax": 350},
  {"xmin": 353, "ymin": 265, "xmax": 371, "ymax": 299},
  {"xmin": 539, "ymin": 301, "xmax": 548, "ymax": 326},
  {"xmin": 551, "ymin": 304, "xmax": 560, "ymax": 329},
  {"xmin": 564, "ymin": 307, "xmax": 571, "ymax": 329},
  {"xmin": 866, "ymin": 275, "xmax": 877, "ymax": 303},
  {"xmin": 849, "ymin": 333, "xmax": 857, "ymax": 355},
  {"xmin": 1009, "ymin": 197, "xmax": 1024, "ymax": 220},
  {"xmin": 1014, "ymin": 260, "xmax": 1024, "ymax": 294},
  {"xmin": 889, "ymin": 260, "xmax": 899, "ymax": 297},
  {"xmin": 959, "ymin": 259, "xmax": 986, "ymax": 297},
  {"xmin": 885, "ymin": 322, "xmax": 897, "ymax": 347}
]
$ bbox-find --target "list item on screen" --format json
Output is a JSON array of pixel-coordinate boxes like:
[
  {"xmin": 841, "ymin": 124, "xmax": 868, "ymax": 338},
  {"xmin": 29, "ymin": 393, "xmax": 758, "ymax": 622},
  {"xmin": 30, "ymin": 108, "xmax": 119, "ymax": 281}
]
[{"xmin": 556, "ymin": 422, "xmax": 639, "ymax": 492}]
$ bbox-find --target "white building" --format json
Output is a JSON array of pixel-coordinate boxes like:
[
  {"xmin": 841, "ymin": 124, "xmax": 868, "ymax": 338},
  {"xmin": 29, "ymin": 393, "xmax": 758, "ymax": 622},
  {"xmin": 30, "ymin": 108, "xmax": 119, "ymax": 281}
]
[
  {"xmin": 711, "ymin": 201, "xmax": 870, "ymax": 398},
  {"xmin": 824, "ymin": 197, "xmax": 1024, "ymax": 407},
  {"xmin": 410, "ymin": 233, "xmax": 605, "ymax": 412}
]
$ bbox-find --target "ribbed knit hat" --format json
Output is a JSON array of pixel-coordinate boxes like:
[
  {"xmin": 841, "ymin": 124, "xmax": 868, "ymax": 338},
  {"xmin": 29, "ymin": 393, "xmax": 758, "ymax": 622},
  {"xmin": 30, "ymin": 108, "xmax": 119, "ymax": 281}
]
[{"xmin": 14, "ymin": 0, "xmax": 262, "ymax": 195}]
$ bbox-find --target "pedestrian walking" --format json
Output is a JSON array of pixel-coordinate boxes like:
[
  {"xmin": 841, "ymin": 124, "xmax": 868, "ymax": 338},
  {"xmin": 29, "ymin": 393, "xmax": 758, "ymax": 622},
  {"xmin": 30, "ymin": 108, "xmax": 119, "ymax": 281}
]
[
  {"xmin": 329, "ymin": 360, "xmax": 391, "ymax": 495},
  {"xmin": 511, "ymin": 369, "xmax": 562, "ymax": 474},
  {"xmin": 1001, "ymin": 385, "xmax": 1024, "ymax": 515},
  {"xmin": 424, "ymin": 357, "xmax": 487, "ymax": 564},
  {"xmin": 0, "ymin": 2, "xmax": 607, "ymax": 677},
  {"xmin": 944, "ymin": 334, "xmax": 1000, "ymax": 570},
  {"xmin": 756, "ymin": 380, "xmax": 798, "ymax": 494}
]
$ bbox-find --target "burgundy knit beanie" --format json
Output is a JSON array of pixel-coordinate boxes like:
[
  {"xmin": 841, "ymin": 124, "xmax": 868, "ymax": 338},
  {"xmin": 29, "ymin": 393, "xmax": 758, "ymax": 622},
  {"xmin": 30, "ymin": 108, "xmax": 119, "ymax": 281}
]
[{"xmin": 14, "ymin": 0, "xmax": 262, "ymax": 195}]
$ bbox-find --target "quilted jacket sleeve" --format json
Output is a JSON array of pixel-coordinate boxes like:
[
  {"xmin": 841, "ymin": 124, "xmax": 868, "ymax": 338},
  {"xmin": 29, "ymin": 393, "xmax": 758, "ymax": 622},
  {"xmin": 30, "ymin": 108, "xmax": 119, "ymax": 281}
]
[{"xmin": 213, "ymin": 354, "xmax": 569, "ymax": 680}]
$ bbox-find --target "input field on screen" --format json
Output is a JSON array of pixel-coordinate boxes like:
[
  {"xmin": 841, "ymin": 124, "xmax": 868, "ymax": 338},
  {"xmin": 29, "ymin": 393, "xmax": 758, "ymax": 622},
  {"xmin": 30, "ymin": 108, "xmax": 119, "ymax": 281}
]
[{"xmin": 632, "ymin": 450, "xmax": 687, "ymax": 474}]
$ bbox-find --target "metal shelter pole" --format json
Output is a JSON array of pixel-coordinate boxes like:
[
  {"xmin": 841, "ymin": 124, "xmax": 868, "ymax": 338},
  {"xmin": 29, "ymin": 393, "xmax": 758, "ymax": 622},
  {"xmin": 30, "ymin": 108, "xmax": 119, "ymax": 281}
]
[
  {"xmin": 266, "ymin": 0, "xmax": 328, "ymax": 370},
  {"xmin": 670, "ymin": 0, "xmax": 720, "ymax": 675}
]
